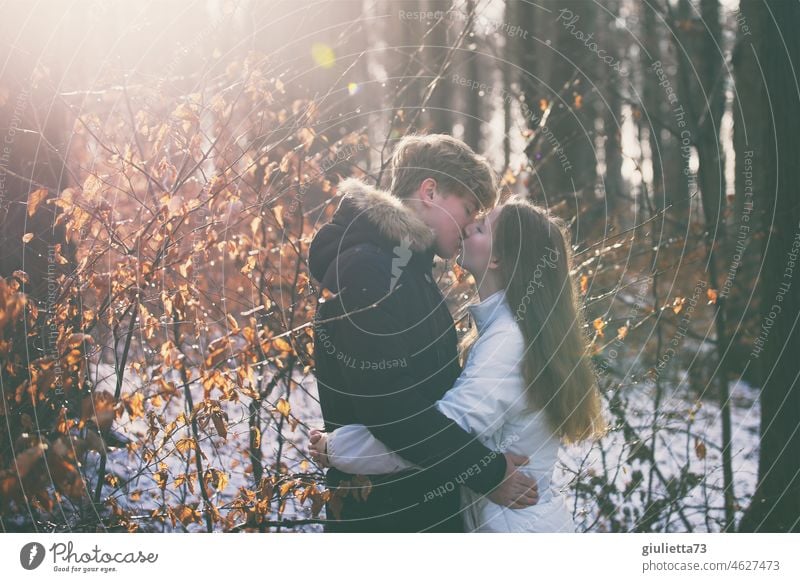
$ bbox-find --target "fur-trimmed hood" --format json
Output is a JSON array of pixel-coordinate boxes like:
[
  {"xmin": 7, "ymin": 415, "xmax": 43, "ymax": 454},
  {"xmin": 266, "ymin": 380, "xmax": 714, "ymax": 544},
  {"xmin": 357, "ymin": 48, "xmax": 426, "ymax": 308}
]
[{"xmin": 308, "ymin": 178, "xmax": 435, "ymax": 285}]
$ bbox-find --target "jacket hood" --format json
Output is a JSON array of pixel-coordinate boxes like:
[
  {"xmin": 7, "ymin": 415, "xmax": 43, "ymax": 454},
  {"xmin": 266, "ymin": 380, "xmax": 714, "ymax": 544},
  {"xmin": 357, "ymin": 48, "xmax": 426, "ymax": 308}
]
[{"xmin": 308, "ymin": 178, "xmax": 436, "ymax": 284}]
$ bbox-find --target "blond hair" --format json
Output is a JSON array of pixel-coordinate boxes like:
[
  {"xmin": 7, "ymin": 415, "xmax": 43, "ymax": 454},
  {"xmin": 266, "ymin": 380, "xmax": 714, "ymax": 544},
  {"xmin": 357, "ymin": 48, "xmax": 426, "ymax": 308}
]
[{"xmin": 389, "ymin": 133, "xmax": 498, "ymax": 210}]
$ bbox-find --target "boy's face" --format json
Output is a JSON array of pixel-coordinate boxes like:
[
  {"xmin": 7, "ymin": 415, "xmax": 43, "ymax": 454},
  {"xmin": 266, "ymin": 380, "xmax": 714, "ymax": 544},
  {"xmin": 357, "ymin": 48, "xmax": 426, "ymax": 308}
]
[{"xmin": 414, "ymin": 178, "xmax": 482, "ymax": 259}]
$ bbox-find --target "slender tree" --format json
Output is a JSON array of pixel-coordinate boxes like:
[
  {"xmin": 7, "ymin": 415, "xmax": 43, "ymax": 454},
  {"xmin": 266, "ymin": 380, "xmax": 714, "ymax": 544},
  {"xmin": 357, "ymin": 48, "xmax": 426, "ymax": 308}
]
[{"xmin": 737, "ymin": 0, "xmax": 800, "ymax": 533}]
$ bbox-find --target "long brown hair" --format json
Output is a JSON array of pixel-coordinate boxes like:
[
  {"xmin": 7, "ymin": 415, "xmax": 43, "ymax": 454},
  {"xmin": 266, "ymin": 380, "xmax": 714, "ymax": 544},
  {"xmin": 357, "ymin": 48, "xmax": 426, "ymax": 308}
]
[{"xmin": 465, "ymin": 196, "xmax": 606, "ymax": 444}]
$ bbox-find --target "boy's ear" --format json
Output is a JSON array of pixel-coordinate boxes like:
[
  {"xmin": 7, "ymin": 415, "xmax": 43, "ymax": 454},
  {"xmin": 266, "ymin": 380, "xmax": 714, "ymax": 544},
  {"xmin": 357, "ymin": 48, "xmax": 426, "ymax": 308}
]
[{"xmin": 418, "ymin": 177, "xmax": 438, "ymax": 208}]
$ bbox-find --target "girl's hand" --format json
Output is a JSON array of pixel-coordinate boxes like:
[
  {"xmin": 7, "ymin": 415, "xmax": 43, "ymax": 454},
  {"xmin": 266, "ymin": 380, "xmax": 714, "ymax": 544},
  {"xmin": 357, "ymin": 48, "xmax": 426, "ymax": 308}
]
[{"xmin": 308, "ymin": 429, "xmax": 331, "ymax": 468}]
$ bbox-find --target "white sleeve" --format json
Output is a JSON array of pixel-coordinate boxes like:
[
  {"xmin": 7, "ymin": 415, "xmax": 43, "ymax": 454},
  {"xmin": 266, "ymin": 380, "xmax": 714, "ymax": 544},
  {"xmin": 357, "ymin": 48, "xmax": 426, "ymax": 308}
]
[
  {"xmin": 435, "ymin": 324, "xmax": 526, "ymax": 439},
  {"xmin": 327, "ymin": 323, "xmax": 525, "ymax": 473},
  {"xmin": 326, "ymin": 424, "xmax": 418, "ymax": 474}
]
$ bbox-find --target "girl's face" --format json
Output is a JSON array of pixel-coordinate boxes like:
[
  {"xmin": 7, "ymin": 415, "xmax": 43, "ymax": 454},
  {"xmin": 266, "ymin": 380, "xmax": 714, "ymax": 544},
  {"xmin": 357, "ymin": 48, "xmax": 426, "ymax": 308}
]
[{"xmin": 458, "ymin": 206, "xmax": 501, "ymax": 277}]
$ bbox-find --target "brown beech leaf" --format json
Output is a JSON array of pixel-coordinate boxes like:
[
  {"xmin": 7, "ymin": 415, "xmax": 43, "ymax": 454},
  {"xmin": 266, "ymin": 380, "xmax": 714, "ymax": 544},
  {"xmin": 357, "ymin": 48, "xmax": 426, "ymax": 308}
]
[
  {"xmin": 273, "ymin": 337, "xmax": 292, "ymax": 353},
  {"xmin": 27, "ymin": 188, "xmax": 48, "ymax": 217},
  {"xmin": 81, "ymin": 390, "xmax": 116, "ymax": 432},
  {"xmin": 14, "ymin": 442, "xmax": 48, "ymax": 479},
  {"xmin": 212, "ymin": 410, "xmax": 228, "ymax": 440},
  {"xmin": 275, "ymin": 398, "xmax": 290, "ymax": 418},
  {"xmin": 671, "ymin": 297, "xmax": 686, "ymax": 314},
  {"xmin": 695, "ymin": 438, "xmax": 707, "ymax": 461},
  {"xmin": 592, "ymin": 318, "xmax": 605, "ymax": 338},
  {"xmin": 352, "ymin": 474, "xmax": 373, "ymax": 502},
  {"xmin": 580, "ymin": 274, "xmax": 589, "ymax": 295},
  {"xmin": 176, "ymin": 438, "xmax": 196, "ymax": 455}
]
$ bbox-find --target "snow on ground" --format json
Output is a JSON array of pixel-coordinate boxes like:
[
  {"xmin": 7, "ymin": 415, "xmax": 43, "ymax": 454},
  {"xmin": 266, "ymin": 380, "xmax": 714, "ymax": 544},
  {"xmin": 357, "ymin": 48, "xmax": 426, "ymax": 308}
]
[
  {"xmin": 555, "ymin": 376, "xmax": 760, "ymax": 531},
  {"xmin": 62, "ymin": 358, "xmax": 758, "ymax": 532},
  {"xmin": 79, "ymin": 362, "xmax": 325, "ymax": 532}
]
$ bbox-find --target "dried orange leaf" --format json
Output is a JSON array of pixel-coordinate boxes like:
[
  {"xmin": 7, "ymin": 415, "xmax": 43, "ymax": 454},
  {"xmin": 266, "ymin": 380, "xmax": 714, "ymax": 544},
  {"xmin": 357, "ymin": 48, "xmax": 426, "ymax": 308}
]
[
  {"xmin": 275, "ymin": 398, "xmax": 290, "ymax": 418},
  {"xmin": 695, "ymin": 438, "xmax": 707, "ymax": 460},
  {"xmin": 671, "ymin": 297, "xmax": 686, "ymax": 314},
  {"xmin": 27, "ymin": 188, "xmax": 48, "ymax": 217},
  {"xmin": 273, "ymin": 337, "xmax": 292, "ymax": 353},
  {"xmin": 176, "ymin": 438, "xmax": 196, "ymax": 454}
]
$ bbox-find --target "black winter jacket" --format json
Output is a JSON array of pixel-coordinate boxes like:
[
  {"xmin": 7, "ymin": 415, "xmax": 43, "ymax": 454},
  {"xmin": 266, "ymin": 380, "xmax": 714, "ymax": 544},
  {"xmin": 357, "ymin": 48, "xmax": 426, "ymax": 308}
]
[{"xmin": 308, "ymin": 178, "xmax": 506, "ymax": 532}]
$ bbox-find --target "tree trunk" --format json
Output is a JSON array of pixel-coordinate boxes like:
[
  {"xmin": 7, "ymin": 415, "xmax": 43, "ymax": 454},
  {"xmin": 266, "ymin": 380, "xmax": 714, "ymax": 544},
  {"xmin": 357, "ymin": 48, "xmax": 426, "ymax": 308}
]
[{"xmin": 738, "ymin": 0, "xmax": 800, "ymax": 533}]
